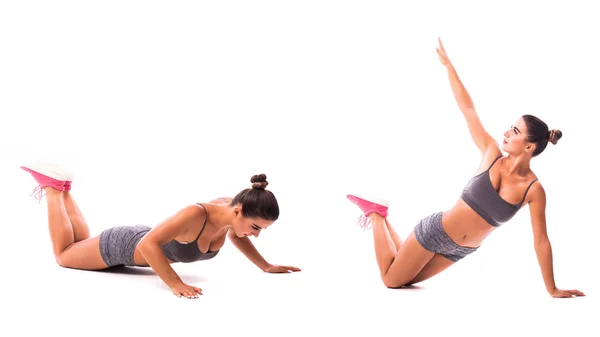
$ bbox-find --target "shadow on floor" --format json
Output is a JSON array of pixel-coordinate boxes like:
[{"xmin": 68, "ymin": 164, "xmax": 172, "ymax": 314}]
[{"xmin": 89, "ymin": 266, "xmax": 208, "ymax": 284}]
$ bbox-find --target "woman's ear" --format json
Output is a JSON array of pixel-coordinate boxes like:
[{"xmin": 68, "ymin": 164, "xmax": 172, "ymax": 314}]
[
  {"xmin": 233, "ymin": 206, "xmax": 242, "ymax": 218},
  {"xmin": 525, "ymin": 143, "xmax": 535, "ymax": 153}
]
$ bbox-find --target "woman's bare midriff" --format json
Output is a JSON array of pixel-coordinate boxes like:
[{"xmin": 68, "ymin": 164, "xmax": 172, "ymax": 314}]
[{"xmin": 441, "ymin": 198, "xmax": 498, "ymax": 248}]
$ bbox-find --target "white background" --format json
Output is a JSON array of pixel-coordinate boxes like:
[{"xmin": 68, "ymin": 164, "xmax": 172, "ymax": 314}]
[{"xmin": 1, "ymin": 1, "xmax": 598, "ymax": 336}]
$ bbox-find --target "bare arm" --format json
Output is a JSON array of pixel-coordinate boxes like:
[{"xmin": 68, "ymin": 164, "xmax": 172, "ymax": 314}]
[
  {"xmin": 528, "ymin": 185, "xmax": 557, "ymax": 293},
  {"xmin": 528, "ymin": 184, "xmax": 584, "ymax": 298},
  {"xmin": 436, "ymin": 38, "xmax": 498, "ymax": 156},
  {"xmin": 227, "ymin": 230, "xmax": 270, "ymax": 271},
  {"xmin": 137, "ymin": 205, "xmax": 206, "ymax": 296},
  {"xmin": 227, "ymin": 231, "xmax": 301, "ymax": 273}
]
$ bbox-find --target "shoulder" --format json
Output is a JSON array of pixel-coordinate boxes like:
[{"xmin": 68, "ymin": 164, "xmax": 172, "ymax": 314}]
[
  {"xmin": 190, "ymin": 203, "xmax": 208, "ymax": 216},
  {"xmin": 525, "ymin": 180, "xmax": 546, "ymax": 206},
  {"xmin": 175, "ymin": 204, "xmax": 208, "ymax": 224},
  {"xmin": 526, "ymin": 180, "xmax": 549, "ymax": 235},
  {"xmin": 141, "ymin": 204, "xmax": 207, "ymax": 243},
  {"xmin": 208, "ymin": 197, "xmax": 233, "ymax": 204}
]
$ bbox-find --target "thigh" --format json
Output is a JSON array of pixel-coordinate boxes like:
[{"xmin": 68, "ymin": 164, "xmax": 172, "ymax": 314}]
[
  {"xmin": 383, "ymin": 231, "xmax": 435, "ymax": 288},
  {"xmin": 407, "ymin": 253, "xmax": 455, "ymax": 285},
  {"xmin": 57, "ymin": 235, "xmax": 109, "ymax": 270}
]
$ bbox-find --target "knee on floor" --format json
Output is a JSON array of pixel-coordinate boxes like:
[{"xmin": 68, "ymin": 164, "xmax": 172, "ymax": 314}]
[
  {"xmin": 382, "ymin": 276, "xmax": 410, "ymax": 289},
  {"xmin": 54, "ymin": 247, "xmax": 76, "ymax": 268},
  {"xmin": 55, "ymin": 255, "xmax": 70, "ymax": 268}
]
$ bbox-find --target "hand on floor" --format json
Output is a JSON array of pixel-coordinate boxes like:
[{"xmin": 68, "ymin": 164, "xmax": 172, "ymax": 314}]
[
  {"xmin": 263, "ymin": 264, "xmax": 301, "ymax": 273},
  {"xmin": 171, "ymin": 282, "xmax": 203, "ymax": 299},
  {"xmin": 550, "ymin": 288, "xmax": 585, "ymax": 298}
]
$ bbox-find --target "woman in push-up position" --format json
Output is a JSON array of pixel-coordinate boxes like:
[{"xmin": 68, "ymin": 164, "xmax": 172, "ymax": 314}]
[
  {"xmin": 347, "ymin": 38, "xmax": 584, "ymax": 298},
  {"xmin": 21, "ymin": 164, "xmax": 300, "ymax": 299}
]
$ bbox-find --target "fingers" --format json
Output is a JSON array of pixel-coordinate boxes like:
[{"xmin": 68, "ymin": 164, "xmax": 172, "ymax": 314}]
[
  {"xmin": 274, "ymin": 266, "xmax": 301, "ymax": 273},
  {"xmin": 436, "ymin": 48, "xmax": 448, "ymax": 58},
  {"xmin": 555, "ymin": 289, "xmax": 585, "ymax": 298},
  {"xmin": 566, "ymin": 289, "xmax": 585, "ymax": 296},
  {"xmin": 173, "ymin": 286, "xmax": 203, "ymax": 299},
  {"xmin": 186, "ymin": 287, "xmax": 202, "ymax": 299},
  {"xmin": 267, "ymin": 265, "xmax": 301, "ymax": 273},
  {"xmin": 186, "ymin": 290, "xmax": 200, "ymax": 299},
  {"xmin": 435, "ymin": 49, "xmax": 448, "ymax": 65},
  {"xmin": 435, "ymin": 37, "xmax": 450, "ymax": 65},
  {"xmin": 180, "ymin": 289, "xmax": 199, "ymax": 299}
]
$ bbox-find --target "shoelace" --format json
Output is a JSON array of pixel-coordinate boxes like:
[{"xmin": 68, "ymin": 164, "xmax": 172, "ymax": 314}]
[
  {"xmin": 29, "ymin": 185, "xmax": 45, "ymax": 202},
  {"xmin": 356, "ymin": 214, "xmax": 371, "ymax": 230}
]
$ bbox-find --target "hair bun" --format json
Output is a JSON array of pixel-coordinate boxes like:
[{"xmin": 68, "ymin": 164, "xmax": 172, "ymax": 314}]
[
  {"xmin": 548, "ymin": 129, "xmax": 563, "ymax": 145},
  {"xmin": 250, "ymin": 173, "xmax": 268, "ymax": 189}
]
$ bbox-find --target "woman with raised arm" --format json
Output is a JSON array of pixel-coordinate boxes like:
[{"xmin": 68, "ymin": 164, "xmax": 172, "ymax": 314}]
[
  {"xmin": 346, "ymin": 38, "xmax": 583, "ymax": 298},
  {"xmin": 21, "ymin": 163, "xmax": 300, "ymax": 299}
]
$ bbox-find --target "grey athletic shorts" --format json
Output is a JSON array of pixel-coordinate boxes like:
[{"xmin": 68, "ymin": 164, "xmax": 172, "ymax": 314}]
[
  {"xmin": 99, "ymin": 225, "xmax": 152, "ymax": 267},
  {"xmin": 414, "ymin": 212, "xmax": 478, "ymax": 262}
]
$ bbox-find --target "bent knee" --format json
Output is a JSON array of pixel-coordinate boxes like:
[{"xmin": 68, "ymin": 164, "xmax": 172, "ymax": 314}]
[
  {"xmin": 54, "ymin": 244, "xmax": 76, "ymax": 268},
  {"xmin": 55, "ymin": 255, "xmax": 70, "ymax": 268},
  {"xmin": 382, "ymin": 275, "xmax": 410, "ymax": 288}
]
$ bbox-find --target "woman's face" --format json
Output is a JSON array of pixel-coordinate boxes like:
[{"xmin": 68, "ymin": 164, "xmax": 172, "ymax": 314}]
[
  {"xmin": 231, "ymin": 207, "xmax": 274, "ymax": 238},
  {"xmin": 501, "ymin": 117, "xmax": 533, "ymax": 155}
]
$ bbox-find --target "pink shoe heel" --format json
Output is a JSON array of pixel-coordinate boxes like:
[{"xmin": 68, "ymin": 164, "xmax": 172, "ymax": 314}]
[
  {"xmin": 20, "ymin": 163, "xmax": 72, "ymax": 201},
  {"xmin": 63, "ymin": 170, "xmax": 75, "ymax": 192}
]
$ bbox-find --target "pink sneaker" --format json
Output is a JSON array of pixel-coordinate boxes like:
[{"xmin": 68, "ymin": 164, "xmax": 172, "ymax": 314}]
[
  {"xmin": 347, "ymin": 194, "xmax": 390, "ymax": 230},
  {"xmin": 20, "ymin": 162, "xmax": 72, "ymax": 201},
  {"xmin": 63, "ymin": 170, "xmax": 75, "ymax": 192}
]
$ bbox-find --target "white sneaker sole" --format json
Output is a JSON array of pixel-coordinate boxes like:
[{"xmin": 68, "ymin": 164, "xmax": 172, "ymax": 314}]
[
  {"xmin": 21, "ymin": 162, "xmax": 74, "ymax": 181},
  {"xmin": 348, "ymin": 193, "xmax": 390, "ymax": 207}
]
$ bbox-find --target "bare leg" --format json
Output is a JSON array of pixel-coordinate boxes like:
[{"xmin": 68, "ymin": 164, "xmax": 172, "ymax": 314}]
[
  {"xmin": 408, "ymin": 254, "xmax": 455, "ymax": 285},
  {"xmin": 383, "ymin": 217, "xmax": 402, "ymax": 251},
  {"xmin": 62, "ymin": 191, "xmax": 90, "ymax": 242},
  {"xmin": 45, "ymin": 187, "xmax": 75, "ymax": 258},
  {"xmin": 369, "ymin": 214, "xmax": 399, "ymax": 279},
  {"xmin": 44, "ymin": 187, "xmax": 107, "ymax": 270},
  {"xmin": 369, "ymin": 213, "xmax": 436, "ymax": 288},
  {"xmin": 348, "ymin": 194, "xmax": 453, "ymax": 287},
  {"xmin": 380, "ymin": 217, "xmax": 454, "ymax": 286}
]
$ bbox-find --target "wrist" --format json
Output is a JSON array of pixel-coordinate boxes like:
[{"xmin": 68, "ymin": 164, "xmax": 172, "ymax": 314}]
[
  {"xmin": 260, "ymin": 262, "xmax": 272, "ymax": 271},
  {"xmin": 168, "ymin": 280, "xmax": 184, "ymax": 289}
]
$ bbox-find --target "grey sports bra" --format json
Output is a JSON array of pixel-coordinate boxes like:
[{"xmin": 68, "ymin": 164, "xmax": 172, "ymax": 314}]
[
  {"xmin": 160, "ymin": 203, "xmax": 219, "ymax": 263},
  {"xmin": 460, "ymin": 155, "xmax": 538, "ymax": 227}
]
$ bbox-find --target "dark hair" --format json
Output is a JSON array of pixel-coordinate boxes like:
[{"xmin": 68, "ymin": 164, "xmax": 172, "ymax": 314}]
[
  {"xmin": 230, "ymin": 174, "xmax": 279, "ymax": 221},
  {"xmin": 522, "ymin": 114, "xmax": 563, "ymax": 157}
]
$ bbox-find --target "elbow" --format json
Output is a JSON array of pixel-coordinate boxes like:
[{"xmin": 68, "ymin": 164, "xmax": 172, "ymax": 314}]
[
  {"xmin": 136, "ymin": 237, "xmax": 157, "ymax": 257},
  {"xmin": 460, "ymin": 104, "xmax": 476, "ymax": 113},
  {"xmin": 534, "ymin": 237, "xmax": 551, "ymax": 251}
]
